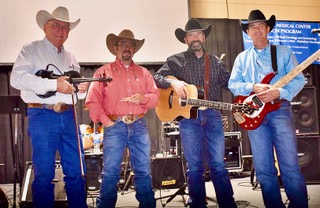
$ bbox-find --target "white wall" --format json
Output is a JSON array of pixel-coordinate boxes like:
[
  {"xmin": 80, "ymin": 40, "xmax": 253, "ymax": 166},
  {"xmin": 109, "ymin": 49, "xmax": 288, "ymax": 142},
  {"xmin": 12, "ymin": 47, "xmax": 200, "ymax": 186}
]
[{"xmin": 0, "ymin": 0, "xmax": 189, "ymax": 64}]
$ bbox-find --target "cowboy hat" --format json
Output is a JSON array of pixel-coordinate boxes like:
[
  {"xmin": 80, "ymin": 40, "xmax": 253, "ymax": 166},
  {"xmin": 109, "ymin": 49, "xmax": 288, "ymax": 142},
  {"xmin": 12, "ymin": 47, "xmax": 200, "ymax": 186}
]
[
  {"xmin": 106, "ymin": 29, "xmax": 145, "ymax": 56},
  {"xmin": 175, "ymin": 18, "xmax": 212, "ymax": 44},
  {"xmin": 36, "ymin": 6, "xmax": 80, "ymax": 30},
  {"xmin": 241, "ymin": 9, "xmax": 276, "ymax": 33}
]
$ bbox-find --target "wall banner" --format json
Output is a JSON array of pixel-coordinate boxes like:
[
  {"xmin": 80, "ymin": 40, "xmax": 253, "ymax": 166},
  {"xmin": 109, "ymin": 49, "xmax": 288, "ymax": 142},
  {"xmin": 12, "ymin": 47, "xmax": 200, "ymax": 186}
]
[{"xmin": 242, "ymin": 21, "xmax": 320, "ymax": 65}]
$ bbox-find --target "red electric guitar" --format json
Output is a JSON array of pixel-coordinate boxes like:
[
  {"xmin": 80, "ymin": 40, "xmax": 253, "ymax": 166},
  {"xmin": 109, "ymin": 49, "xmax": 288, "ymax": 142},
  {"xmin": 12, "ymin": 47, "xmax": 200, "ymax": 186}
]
[{"xmin": 233, "ymin": 49, "xmax": 320, "ymax": 130}]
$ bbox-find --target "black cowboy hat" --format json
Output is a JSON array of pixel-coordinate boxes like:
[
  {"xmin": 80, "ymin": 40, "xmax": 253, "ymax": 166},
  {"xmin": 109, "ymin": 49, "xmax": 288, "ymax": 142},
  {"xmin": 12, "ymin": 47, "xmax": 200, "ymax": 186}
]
[
  {"xmin": 175, "ymin": 18, "xmax": 212, "ymax": 43},
  {"xmin": 241, "ymin": 9, "xmax": 276, "ymax": 33}
]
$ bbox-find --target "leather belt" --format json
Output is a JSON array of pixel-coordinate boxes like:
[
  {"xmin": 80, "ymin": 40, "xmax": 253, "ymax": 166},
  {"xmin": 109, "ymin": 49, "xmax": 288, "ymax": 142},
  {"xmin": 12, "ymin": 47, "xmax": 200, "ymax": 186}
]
[
  {"xmin": 108, "ymin": 114, "xmax": 144, "ymax": 124},
  {"xmin": 27, "ymin": 102, "xmax": 73, "ymax": 113}
]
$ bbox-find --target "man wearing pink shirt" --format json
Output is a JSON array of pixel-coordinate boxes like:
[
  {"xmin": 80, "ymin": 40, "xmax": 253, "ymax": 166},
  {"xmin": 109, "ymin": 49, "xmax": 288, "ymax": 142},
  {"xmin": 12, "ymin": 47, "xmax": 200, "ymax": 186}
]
[{"xmin": 85, "ymin": 29, "xmax": 158, "ymax": 208}]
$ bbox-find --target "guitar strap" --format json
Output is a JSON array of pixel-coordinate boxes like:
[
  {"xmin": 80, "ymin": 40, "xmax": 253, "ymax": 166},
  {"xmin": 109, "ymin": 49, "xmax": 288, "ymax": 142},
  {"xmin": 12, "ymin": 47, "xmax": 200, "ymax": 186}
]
[
  {"xmin": 271, "ymin": 44, "xmax": 278, "ymax": 74},
  {"xmin": 204, "ymin": 53, "xmax": 210, "ymax": 100}
]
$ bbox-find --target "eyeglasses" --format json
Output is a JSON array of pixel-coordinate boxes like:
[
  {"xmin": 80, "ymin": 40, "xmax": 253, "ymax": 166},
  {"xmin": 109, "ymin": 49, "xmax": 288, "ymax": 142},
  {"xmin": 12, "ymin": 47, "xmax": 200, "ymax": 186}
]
[
  {"xmin": 47, "ymin": 22, "xmax": 70, "ymax": 32},
  {"xmin": 116, "ymin": 42, "xmax": 135, "ymax": 49}
]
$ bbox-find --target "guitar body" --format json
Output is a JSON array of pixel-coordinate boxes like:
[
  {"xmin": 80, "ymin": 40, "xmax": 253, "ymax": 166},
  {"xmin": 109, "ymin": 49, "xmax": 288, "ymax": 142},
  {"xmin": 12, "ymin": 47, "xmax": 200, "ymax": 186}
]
[
  {"xmin": 156, "ymin": 85, "xmax": 198, "ymax": 122},
  {"xmin": 233, "ymin": 73, "xmax": 281, "ymax": 130}
]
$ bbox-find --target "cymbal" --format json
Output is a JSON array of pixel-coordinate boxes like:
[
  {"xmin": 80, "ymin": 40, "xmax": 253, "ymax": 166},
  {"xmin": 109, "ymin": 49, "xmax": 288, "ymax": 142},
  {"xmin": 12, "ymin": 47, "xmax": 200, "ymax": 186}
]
[{"xmin": 166, "ymin": 131, "xmax": 179, "ymax": 136}]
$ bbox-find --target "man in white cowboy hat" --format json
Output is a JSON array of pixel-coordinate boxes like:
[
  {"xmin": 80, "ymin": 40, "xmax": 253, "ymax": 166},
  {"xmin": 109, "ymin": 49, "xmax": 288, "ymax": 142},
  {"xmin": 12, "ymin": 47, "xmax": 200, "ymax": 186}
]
[
  {"xmin": 229, "ymin": 9, "xmax": 308, "ymax": 208},
  {"xmin": 154, "ymin": 18, "xmax": 237, "ymax": 208},
  {"xmin": 10, "ymin": 6, "xmax": 88, "ymax": 208},
  {"xmin": 86, "ymin": 29, "xmax": 158, "ymax": 208}
]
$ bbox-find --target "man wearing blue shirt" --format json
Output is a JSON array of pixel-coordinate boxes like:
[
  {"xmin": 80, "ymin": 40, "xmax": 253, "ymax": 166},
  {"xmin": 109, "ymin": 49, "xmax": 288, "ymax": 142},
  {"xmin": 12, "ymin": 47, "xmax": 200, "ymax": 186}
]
[{"xmin": 228, "ymin": 10, "xmax": 308, "ymax": 208}]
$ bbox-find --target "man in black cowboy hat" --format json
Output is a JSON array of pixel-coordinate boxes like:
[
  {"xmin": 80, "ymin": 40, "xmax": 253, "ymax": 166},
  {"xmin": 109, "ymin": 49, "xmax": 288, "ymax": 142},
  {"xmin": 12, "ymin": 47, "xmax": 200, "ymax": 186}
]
[
  {"xmin": 86, "ymin": 29, "xmax": 158, "ymax": 208},
  {"xmin": 229, "ymin": 9, "xmax": 308, "ymax": 208},
  {"xmin": 154, "ymin": 18, "xmax": 237, "ymax": 208},
  {"xmin": 10, "ymin": 6, "xmax": 88, "ymax": 208}
]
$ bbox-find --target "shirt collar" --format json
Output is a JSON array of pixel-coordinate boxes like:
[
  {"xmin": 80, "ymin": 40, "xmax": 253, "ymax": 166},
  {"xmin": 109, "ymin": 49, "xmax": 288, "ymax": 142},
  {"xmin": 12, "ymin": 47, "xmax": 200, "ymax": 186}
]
[
  {"xmin": 115, "ymin": 57, "xmax": 134, "ymax": 68},
  {"xmin": 186, "ymin": 48, "xmax": 206, "ymax": 59},
  {"xmin": 253, "ymin": 43, "xmax": 270, "ymax": 55},
  {"xmin": 43, "ymin": 37, "xmax": 64, "ymax": 54}
]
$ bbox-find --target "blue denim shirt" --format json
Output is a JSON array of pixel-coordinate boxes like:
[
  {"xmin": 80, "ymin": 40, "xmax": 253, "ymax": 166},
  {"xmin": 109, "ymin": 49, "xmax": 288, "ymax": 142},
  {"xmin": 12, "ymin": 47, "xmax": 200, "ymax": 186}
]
[{"xmin": 228, "ymin": 44, "xmax": 305, "ymax": 101}]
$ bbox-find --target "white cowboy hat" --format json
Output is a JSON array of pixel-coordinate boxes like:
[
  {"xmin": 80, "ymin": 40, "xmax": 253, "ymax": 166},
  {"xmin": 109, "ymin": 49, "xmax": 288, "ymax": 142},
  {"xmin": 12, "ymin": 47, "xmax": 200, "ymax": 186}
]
[{"xmin": 36, "ymin": 6, "xmax": 80, "ymax": 30}]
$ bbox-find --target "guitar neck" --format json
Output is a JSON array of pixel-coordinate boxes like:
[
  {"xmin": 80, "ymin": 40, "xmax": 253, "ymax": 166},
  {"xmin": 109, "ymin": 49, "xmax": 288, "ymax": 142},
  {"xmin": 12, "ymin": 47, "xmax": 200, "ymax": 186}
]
[
  {"xmin": 273, "ymin": 49, "xmax": 320, "ymax": 88},
  {"xmin": 187, "ymin": 98, "xmax": 233, "ymax": 111}
]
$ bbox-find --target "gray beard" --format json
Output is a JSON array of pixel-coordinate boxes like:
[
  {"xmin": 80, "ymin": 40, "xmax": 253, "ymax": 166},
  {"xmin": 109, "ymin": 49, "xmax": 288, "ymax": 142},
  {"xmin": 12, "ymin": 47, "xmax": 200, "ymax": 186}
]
[{"xmin": 189, "ymin": 41, "xmax": 203, "ymax": 52}]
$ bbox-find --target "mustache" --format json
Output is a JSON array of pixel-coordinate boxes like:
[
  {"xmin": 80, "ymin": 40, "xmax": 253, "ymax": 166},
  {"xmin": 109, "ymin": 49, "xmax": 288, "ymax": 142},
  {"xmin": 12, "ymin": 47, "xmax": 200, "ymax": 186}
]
[{"xmin": 190, "ymin": 40, "xmax": 202, "ymax": 45}]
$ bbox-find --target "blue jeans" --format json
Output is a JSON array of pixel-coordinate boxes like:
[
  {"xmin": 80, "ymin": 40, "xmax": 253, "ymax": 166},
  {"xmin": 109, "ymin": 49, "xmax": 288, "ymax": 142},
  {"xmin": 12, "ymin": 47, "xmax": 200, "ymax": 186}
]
[
  {"xmin": 27, "ymin": 108, "xmax": 87, "ymax": 208},
  {"xmin": 179, "ymin": 109, "xmax": 236, "ymax": 208},
  {"xmin": 249, "ymin": 101, "xmax": 308, "ymax": 208},
  {"xmin": 96, "ymin": 118, "xmax": 156, "ymax": 208}
]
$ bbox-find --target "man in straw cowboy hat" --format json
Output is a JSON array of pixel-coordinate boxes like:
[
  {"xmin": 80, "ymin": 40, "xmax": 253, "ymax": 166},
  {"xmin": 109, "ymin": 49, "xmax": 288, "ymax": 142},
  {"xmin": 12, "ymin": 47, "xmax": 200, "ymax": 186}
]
[
  {"xmin": 10, "ymin": 6, "xmax": 88, "ymax": 208},
  {"xmin": 86, "ymin": 29, "xmax": 158, "ymax": 208},
  {"xmin": 228, "ymin": 9, "xmax": 308, "ymax": 207},
  {"xmin": 154, "ymin": 18, "xmax": 237, "ymax": 208}
]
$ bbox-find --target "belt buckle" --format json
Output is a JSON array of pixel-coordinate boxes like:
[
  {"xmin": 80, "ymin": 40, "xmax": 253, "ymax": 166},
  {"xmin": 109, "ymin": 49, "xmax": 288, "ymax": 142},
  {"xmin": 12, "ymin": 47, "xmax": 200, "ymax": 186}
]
[
  {"xmin": 122, "ymin": 114, "xmax": 135, "ymax": 124},
  {"xmin": 53, "ymin": 102, "xmax": 64, "ymax": 113}
]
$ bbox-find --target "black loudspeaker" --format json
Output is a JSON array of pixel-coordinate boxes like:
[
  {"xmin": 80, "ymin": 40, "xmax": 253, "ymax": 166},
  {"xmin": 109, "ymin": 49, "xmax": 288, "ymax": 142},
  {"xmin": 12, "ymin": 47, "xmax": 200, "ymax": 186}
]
[
  {"xmin": 292, "ymin": 86, "xmax": 319, "ymax": 135},
  {"xmin": 85, "ymin": 153, "xmax": 103, "ymax": 192},
  {"xmin": 151, "ymin": 157, "xmax": 183, "ymax": 189},
  {"xmin": 20, "ymin": 162, "xmax": 67, "ymax": 208},
  {"xmin": 297, "ymin": 135, "xmax": 320, "ymax": 184}
]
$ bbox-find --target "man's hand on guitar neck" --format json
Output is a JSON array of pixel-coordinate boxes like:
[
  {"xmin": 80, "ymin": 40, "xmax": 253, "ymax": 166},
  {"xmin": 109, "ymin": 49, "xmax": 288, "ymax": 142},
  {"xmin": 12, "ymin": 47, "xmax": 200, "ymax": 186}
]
[
  {"xmin": 171, "ymin": 79, "xmax": 189, "ymax": 99},
  {"xmin": 253, "ymin": 83, "xmax": 280, "ymax": 103}
]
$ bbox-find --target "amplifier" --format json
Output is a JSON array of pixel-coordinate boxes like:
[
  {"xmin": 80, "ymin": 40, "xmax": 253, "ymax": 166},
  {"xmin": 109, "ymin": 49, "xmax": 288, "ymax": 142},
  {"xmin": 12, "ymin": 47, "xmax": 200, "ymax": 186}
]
[
  {"xmin": 20, "ymin": 161, "xmax": 67, "ymax": 208},
  {"xmin": 224, "ymin": 132, "xmax": 243, "ymax": 172},
  {"xmin": 151, "ymin": 157, "xmax": 183, "ymax": 189}
]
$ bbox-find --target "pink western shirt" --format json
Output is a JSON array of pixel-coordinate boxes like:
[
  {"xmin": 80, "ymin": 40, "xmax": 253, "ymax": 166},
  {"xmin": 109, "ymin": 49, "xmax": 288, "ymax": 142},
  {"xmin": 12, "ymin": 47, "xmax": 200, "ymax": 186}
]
[{"xmin": 85, "ymin": 58, "xmax": 159, "ymax": 125}]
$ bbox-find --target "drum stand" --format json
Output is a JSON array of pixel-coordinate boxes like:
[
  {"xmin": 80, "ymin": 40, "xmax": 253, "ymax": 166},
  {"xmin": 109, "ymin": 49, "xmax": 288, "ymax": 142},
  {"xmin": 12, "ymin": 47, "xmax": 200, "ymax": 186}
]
[{"xmin": 0, "ymin": 96, "xmax": 26, "ymax": 208}]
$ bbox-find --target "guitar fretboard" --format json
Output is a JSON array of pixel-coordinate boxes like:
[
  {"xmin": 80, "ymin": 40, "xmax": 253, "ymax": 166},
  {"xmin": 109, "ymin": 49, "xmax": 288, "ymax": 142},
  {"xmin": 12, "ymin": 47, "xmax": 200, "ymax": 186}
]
[
  {"xmin": 187, "ymin": 98, "xmax": 234, "ymax": 111},
  {"xmin": 273, "ymin": 49, "xmax": 320, "ymax": 88}
]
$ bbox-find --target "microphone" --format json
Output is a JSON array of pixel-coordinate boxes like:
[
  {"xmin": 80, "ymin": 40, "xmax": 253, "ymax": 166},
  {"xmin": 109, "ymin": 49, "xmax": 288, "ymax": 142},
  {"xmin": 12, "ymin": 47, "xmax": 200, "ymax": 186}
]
[
  {"xmin": 311, "ymin": 28, "xmax": 320, "ymax": 34},
  {"xmin": 219, "ymin": 53, "xmax": 226, "ymax": 60}
]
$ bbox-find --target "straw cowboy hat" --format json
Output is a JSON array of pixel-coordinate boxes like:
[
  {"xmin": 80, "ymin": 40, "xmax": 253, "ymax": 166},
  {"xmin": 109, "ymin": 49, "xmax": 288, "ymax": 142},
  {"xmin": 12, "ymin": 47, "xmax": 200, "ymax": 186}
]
[
  {"xmin": 106, "ymin": 29, "xmax": 145, "ymax": 56},
  {"xmin": 36, "ymin": 6, "xmax": 80, "ymax": 30},
  {"xmin": 241, "ymin": 9, "xmax": 276, "ymax": 33},
  {"xmin": 175, "ymin": 18, "xmax": 212, "ymax": 44}
]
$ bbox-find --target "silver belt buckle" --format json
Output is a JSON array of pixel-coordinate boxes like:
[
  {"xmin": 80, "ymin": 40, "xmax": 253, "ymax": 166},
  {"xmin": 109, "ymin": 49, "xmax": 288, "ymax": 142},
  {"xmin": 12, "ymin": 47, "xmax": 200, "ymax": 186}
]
[
  {"xmin": 122, "ymin": 114, "xmax": 135, "ymax": 124},
  {"xmin": 53, "ymin": 102, "xmax": 64, "ymax": 113}
]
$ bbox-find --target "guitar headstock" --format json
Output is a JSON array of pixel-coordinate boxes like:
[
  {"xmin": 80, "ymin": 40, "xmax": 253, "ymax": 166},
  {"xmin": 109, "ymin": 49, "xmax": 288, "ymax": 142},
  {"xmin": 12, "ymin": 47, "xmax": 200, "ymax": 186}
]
[{"xmin": 233, "ymin": 103, "xmax": 257, "ymax": 115}]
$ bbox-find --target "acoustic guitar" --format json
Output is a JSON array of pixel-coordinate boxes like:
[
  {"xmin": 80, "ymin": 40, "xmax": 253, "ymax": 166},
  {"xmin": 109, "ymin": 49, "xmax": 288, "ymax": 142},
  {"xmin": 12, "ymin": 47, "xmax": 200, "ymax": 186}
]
[
  {"xmin": 155, "ymin": 78, "xmax": 256, "ymax": 122},
  {"xmin": 233, "ymin": 49, "xmax": 320, "ymax": 130}
]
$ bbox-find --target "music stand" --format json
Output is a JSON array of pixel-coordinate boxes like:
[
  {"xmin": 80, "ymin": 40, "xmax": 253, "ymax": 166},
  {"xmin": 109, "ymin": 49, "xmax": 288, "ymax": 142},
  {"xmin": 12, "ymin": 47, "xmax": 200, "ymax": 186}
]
[{"xmin": 0, "ymin": 95, "xmax": 26, "ymax": 208}]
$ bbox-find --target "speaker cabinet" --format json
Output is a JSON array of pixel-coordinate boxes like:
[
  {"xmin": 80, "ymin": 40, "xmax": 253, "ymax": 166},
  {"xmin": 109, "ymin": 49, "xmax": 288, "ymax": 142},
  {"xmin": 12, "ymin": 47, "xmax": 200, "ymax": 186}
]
[
  {"xmin": 20, "ymin": 161, "xmax": 67, "ymax": 208},
  {"xmin": 151, "ymin": 157, "xmax": 183, "ymax": 189},
  {"xmin": 224, "ymin": 132, "xmax": 243, "ymax": 172},
  {"xmin": 85, "ymin": 153, "xmax": 103, "ymax": 192},
  {"xmin": 297, "ymin": 135, "xmax": 320, "ymax": 184},
  {"xmin": 292, "ymin": 86, "xmax": 319, "ymax": 135}
]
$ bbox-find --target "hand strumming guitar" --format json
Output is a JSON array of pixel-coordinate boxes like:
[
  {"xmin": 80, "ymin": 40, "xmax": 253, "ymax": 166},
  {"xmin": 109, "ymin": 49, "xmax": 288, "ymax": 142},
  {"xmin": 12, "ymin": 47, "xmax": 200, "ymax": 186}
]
[
  {"xmin": 171, "ymin": 79, "xmax": 189, "ymax": 99},
  {"xmin": 253, "ymin": 83, "xmax": 280, "ymax": 103}
]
